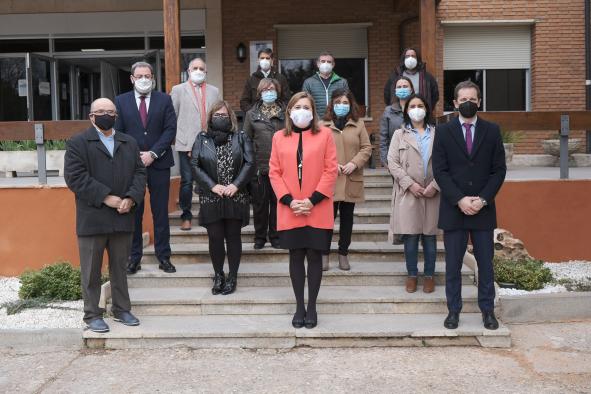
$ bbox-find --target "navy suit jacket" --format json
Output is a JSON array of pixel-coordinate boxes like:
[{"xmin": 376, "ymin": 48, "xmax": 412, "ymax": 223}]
[
  {"xmin": 432, "ymin": 116, "xmax": 506, "ymax": 231},
  {"xmin": 114, "ymin": 90, "xmax": 176, "ymax": 169}
]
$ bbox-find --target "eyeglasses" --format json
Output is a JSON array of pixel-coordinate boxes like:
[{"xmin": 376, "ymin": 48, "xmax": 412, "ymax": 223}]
[
  {"xmin": 213, "ymin": 113, "xmax": 229, "ymax": 118},
  {"xmin": 92, "ymin": 110, "xmax": 117, "ymax": 116}
]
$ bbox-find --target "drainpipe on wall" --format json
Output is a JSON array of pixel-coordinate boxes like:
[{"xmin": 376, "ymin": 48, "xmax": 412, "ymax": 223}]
[{"xmin": 586, "ymin": 0, "xmax": 591, "ymax": 152}]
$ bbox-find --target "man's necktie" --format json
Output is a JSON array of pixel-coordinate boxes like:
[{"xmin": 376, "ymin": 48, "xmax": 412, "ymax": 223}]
[
  {"xmin": 139, "ymin": 95, "xmax": 148, "ymax": 128},
  {"xmin": 463, "ymin": 123, "xmax": 473, "ymax": 154}
]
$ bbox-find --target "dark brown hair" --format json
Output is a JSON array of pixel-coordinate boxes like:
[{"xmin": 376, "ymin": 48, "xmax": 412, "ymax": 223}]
[
  {"xmin": 207, "ymin": 100, "xmax": 238, "ymax": 132},
  {"xmin": 324, "ymin": 88, "xmax": 360, "ymax": 123},
  {"xmin": 402, "ymin": 94, "xmax": 433, "ymax": 128},
  {"xmin": 283, "ymin": 92, "xmax": 320, "ymax": 136},
  {"xmin": 391, "ymin": 75, "xmax": 415, "ymax": 105}
]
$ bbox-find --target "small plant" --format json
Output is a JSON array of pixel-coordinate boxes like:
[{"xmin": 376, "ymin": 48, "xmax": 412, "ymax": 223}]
[
  {"xmin": 494, "ymin": 256, "xmax": 553, "ymax": 291},
  {"xmin": 500, "ymin": 130, "xmax": 524, "ymax": 144},
  {"xmin": 0, "ymin": 139, "xmax": 67, "ymax": 151},
  {"xmin": 19, "ymin": 261, "xmax": 82, "ymax": 301}
]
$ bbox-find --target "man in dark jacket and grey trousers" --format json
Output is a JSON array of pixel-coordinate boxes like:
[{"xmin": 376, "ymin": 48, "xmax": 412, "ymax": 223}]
[
  {"xmin": 240, "ymin": 48, "xmax": 291, "ymax": 113},
  {"xmin": 64, "ymin": 98, "xmax": 146, "ymax": 333}
]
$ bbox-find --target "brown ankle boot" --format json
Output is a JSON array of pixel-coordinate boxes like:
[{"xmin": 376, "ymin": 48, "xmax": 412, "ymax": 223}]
[
  {"xmin": 338, "ymin": 255, "xmax": 350, "ymax": 271},
  {"xmin": 405, "ymin": 276, "xmax": 418, "ymax": 293},
  {"xmin": 423, "ymin": 276, "xmax": 435, "ymax": 293}
]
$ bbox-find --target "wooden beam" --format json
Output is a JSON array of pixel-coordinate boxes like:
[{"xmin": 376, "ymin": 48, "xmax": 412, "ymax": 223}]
[
  {"xmin": 0, "ymin": 121, "xmax": 89, "ymax": 140},
  {"xmin": 436, "ymin": 111, "xmax": 591, "ymax": 131},
  {"xmin": 163, "ymin": 0, "xmax": 181, "ymax": 93},
  {"xmin": 419, "ymin": 0, "xmax": 436, "ymax": 74}
]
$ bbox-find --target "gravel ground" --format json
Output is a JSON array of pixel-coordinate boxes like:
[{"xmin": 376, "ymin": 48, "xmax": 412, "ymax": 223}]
[{"xmin": 0, "ymin": 278, "xmax": 84, "ymax": 330}]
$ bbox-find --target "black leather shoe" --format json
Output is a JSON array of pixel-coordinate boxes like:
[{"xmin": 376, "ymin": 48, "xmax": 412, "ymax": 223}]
[
  {"xmin": 270, "ymin": 239, "xmax": 281, "ymax": 249},
  {"xmin": 212, "ymin": 272, "xmax": 225, "ymax": 295},
  {"xmin": 127, "ymin": 260, "xmax": 141, "ymax": 275},
  {"xmin": 253, "ymin": 240, "xmax": 266, "ymax": 250},
  {"xmin": 158, "ymin": 259, "xmax": 176, "ymax": 273},
  {"xmin": 221, "ymin": 274, "xmax": 237, "ymax": 295},
  {"xmin": 113, "ymin": 311, "xmax": 140, "ymax": 326},
  {"xmin": 304, "ymin": 310, "xmax": 317, "ymax": 329},
  {"xmin": 87, "ymin": 318, "xmax": 109, "ymax": 333},
  {"xmin": 292, "ymin": 312, "xmax": 305, "ymax": 329},
  {"xmin": 444, "ymin": 312, "xmax": 460, "ymax": 329},
  {"xmin": 482, "ymin": 311, "xmax": 499, "ymax": 330}
]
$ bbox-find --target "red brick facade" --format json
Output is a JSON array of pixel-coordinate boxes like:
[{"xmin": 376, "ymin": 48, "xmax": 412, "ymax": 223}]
[{"xmin": 221, "ymin": 0, "xmax": 588, "ymax": 154}]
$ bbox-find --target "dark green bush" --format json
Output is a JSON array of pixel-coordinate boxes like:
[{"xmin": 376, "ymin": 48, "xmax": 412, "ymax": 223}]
[
  {"xmin": 494, "ymin": 256, "xmax": 553, "ymax": 291},
  {"xmin": 19, "ymin": 262, "xmax": 82, "ymax": 300}
]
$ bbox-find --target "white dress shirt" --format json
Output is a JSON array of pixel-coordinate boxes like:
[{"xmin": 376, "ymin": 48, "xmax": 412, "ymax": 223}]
[
  {"xmin": 134, "ymin": 90, "xmax": 151, "ymax": 112},
  {"xmin": 458, "ymin": 115, "xmax": 478, "ymax": 141}
]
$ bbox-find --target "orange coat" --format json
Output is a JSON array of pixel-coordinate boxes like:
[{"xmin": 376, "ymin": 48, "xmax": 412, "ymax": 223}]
[{"xmin": 269, "ymin": 126, "xmax": 338, "ymax": 231}]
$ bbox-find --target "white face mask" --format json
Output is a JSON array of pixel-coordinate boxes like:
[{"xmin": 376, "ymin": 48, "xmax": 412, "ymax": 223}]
[
  {"xmin": 190, "ymin": 70, "xmax": 206, "ymax": 84},
  {"xmin": 318, "ymin": 62, "xmax": 333, "ymax": 75},
  {"xmin": 259, "ymin": 59, "xmax": 271, "ymax": 71},
  {"xmin": 290, "ymin": 109, "xmax": 313, "ymax": 128},
  {"xmin": 404, "ymin": 57, "xmax": 418, "ymax": 70},
  {"xmin": 134, "ymin": 77, "xmax": 153, "ymax": 94},
  {"xmin": 408, "ymin": 107, "xmax": 426, "ymax": 122}
]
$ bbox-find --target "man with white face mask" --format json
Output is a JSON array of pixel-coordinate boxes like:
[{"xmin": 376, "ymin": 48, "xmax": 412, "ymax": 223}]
[
  {"xmin": 302, "ymin": 51, "xmax": 349, "ymax": 118},
  {"xmin": 383, "ymin": 47, "xmax": 440, "ymax": 110},
  {"xmin": 170, "ymin": 57, "xmax": 221, "ymax": 231},
  {"xmin": 114, "ymin": 61, "xmax": 177, "ymax": 275},
  {"xmin": 240, "ymin": 48, "xmax": 291, "ymax": 113}
]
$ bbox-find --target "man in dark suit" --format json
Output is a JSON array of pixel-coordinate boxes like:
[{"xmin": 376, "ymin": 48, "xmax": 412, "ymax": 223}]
[
  {"xmin": 432, "ymin": 80, "xmax": 506, "ymax": 331},
  {"xmin": 65, "ymin": 98, "xmax": 146, "ymax": 333},
  {"xmin": 114, "ymin": 61, "xmax": 177, "ymax": 274}
]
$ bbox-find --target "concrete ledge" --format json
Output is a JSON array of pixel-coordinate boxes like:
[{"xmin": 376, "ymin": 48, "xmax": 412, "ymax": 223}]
[
  {"xmin": 499, "ymin": 292, "xmax": 591, "ymax": 323},
  {"xmin": 0, "ymin": 328, "xmax": 82, "ymax": 350}
]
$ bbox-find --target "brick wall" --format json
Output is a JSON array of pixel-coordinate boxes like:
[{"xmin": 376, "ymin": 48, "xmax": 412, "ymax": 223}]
[
  {"xmin": 221, "ymin": 0, "xmax": 415, "ymax": 136},
  {"xmin": 436, "ymin": 0, "xmax": 588, "ymax": 154}
]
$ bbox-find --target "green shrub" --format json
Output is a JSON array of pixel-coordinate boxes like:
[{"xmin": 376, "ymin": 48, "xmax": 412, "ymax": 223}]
[
  {"xmin": 494, "ymin": 256, "xmax": 553, "ymax": 291},
  {"xmin": 500, "ymin": 130, "xmax": 524, "ymax": 144},
  {"xmin": 0, "ymin": 139, "xmax": 67, "ymax": 151},
  {"xmin": 19, "ymin": 261, "xmax": 82, "ymax": 300}
]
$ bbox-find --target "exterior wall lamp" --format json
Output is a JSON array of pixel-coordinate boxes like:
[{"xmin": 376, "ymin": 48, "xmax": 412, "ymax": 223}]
[{"xmin": 236, "ymin": 42, "xmax": 247, "ymax": 63}]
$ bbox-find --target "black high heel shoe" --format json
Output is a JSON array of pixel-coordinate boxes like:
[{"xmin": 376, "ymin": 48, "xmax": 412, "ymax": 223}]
[
  {"xmin": 292, "ymin": 312, "xmax": 305, "ymax": 329},
  {"xmin": 304, "ymin": 310, "xmax": 317, "ymax": 329},
  {"xmin": 212, "ymin": 272, "xmax": 225, "ymax": 295}
]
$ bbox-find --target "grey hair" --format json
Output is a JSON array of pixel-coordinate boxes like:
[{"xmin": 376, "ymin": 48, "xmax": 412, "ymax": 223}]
[
  {"xmin": 187, "ymin": 57, "xmax": 206, "ymax": 71},
  {"xmin": 131, "ymin": 61, "xmax": 154, "ymax": 75}
]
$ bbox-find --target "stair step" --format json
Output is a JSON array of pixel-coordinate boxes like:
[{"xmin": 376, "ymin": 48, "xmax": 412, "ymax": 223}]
[
  {"xmin": 122, "ymin": 285, "xmax": 480, "ymax": 315},
  {"xmin": 127, "ymin": 262, "xmax": 474, "ymax": 288},
  {"xmin": 83, "ymin": 313, "xmax": 511, "ymax": 349},
  {"xmin": 142, "ymin": 241, "xmax": 446, "ymax": 264},
  {"xmin": 170, "ymin": 223, "xmax": 391, "ymax": 243},
  {"xmin": 168, "ymin": 207, "xmax": 392, "ymax": 225}
]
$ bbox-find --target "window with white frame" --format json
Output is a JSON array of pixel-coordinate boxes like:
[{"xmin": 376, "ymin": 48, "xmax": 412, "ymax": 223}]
[{"xmin": 443, "ymin": 24, "xmax": 532, "ymax": 112}]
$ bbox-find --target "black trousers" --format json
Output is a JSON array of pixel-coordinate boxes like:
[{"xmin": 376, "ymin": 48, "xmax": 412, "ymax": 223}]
[
  {"xmin": 323, "ymin": 201, "xmax": 355, "ymax": 256},
  {"xmin": 131, "ymin": 166, "xmax": 171, "ymax": 262},
  {"xmin": 205, "ymin": 218, "xmax": 243, "ymax": 276},
  {"xmin": 178, "ymin": 151, "xmax": 193, "ymax": 222},
  {"xmin": 78, "ymin": 232, "xmax": 132, "ymax": 323},
  {"xmin": 251, "ymin": 174, "xmax": 278, "ymax": 243},
  {"xmin": 444, "ymin": 229, "xmax": 495, "ymax": 313}
]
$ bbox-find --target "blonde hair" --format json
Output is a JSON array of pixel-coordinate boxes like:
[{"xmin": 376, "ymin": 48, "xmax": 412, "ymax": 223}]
[
  {"xmin": 284, "ymin": 92, "xmax": 320, "ymax": 136},
  {"xmin": 207, "ymin": 100, "xmax": 238, "ymax": 132}
]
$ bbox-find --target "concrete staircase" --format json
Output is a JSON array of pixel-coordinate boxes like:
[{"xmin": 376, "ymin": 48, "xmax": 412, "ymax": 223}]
[{"xmin": 84, "ymin": 169, "xmax": 511, "ymax": 349}]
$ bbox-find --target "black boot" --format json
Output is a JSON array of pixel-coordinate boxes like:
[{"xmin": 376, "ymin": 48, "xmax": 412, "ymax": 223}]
[
  {"xmin": 221, "ymin": 273, "xmax": 237, "ymax": 295},
  {"xmin": 212, "ymin": 272, "xmax": 225, "ymax": 295}
]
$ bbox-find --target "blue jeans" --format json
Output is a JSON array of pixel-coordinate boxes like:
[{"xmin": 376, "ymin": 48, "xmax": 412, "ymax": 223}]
[
  {"xmin": 178, "ymin": 151, "xmax": 193, "ymax": 221},
  {"xmin": 403, "ymin": 234, "xmax": 436, "ymax": 277}
]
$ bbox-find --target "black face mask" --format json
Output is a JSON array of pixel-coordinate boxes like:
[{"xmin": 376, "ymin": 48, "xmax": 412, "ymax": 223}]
[
  {"xmin": 93, "ymin": 114, "xmax": 116, "ymax": 131},
  {"xmin": 458, "ymin": 101, "xmax": 478, "ymax": 118},
  {"xmin": 211, "ymin": 116, "xmax": 232, "ymax": 132}
]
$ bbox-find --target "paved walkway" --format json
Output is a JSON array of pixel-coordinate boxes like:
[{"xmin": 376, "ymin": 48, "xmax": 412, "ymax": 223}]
[
  {"xmin": 2, "ymin": 320, "xmax": 590, "ymax": 393},
  {"xmin": 1, "ymin": 167, "xmax": 590, "ymax": 188}
]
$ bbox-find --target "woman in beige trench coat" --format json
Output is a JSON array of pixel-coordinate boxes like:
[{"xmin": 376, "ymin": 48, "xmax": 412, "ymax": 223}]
[
  {"xmin": 387, "ymin": 94, "xmax": 440, "ymax": 294},
  {"xmin": 322, "ymin": 88, "xmax": 372, "ymax": 271}
]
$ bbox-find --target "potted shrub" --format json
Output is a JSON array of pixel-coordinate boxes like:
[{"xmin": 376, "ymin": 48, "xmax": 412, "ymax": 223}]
[
  {"xmin": 541, "ymin": 134, "xmax": 582, "ymax": 157},
  {"xmin": 500, "ymin": 130, "xmax": 523, "ymax": 165},
  {"xmin": 493, "ymin": 256, "xmax": 553, "ymax": 291},
  {"xmin": 0, "ymin": 140, "xmax": 67, "ymax": 176}
]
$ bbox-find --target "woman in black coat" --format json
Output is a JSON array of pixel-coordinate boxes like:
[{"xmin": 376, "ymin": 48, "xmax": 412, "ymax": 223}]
[{"xmin": 191, "ymin": 100, "xmax": 256, "ymax": 295}]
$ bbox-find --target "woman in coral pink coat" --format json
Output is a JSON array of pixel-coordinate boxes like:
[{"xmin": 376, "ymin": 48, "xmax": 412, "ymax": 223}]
[{"xmin": 269, "ymin": 91, "xmax": 338, "ymax": 329}]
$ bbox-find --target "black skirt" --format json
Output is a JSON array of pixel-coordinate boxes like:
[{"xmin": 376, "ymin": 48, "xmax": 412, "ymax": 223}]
[
  {"xmin": 198, "ymin": 198, "xmax": 250, "ymax": 227},
  {"xmin": 278, "ymin": 226, "xmax": 332, "ymax": 251}
]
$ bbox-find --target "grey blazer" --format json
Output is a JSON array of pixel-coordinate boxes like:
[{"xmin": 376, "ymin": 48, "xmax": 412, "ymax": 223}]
[{"xmin": 170, "ymin": 81, "xmax": 221, "ymax": 151}]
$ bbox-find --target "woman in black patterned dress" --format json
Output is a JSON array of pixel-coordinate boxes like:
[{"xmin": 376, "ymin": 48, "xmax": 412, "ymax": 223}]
[{"xmin": 191, "ymin": 100, "xmax": 255, "ymax": 295}]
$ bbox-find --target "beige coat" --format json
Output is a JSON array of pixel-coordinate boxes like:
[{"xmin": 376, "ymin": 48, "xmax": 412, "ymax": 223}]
[
  {"xmin": 325, "ymin": 119, "xmax": 372, "ymax": 203},
  {"xmin": 387, "ymin": 125, "xmax": 440, "ymax": 236}
]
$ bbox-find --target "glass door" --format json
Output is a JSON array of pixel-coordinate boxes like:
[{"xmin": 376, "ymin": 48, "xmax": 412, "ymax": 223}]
[
  {"xmin": 0, "ymin": 55, "xmax": 27, "ymax": 121},
  {"xmin": 26, "ymin": 53, "xmax": 56, "ymax": 121}
]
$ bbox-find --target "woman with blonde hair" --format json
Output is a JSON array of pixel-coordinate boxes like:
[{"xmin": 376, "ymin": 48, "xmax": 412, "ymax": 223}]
[{"xmin": 269, "ymin": 91, "xmax": 338, "ymax": 329}]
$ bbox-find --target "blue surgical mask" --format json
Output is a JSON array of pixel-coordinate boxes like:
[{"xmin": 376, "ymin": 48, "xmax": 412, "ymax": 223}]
[
  {"xmin": 261, "ymin": 90, "xmax": 277, "ymax": 104},
  {"xmin": 395, "ymin": 87, "xmax": 412, "ymax": 100},
  {"xmin": 333, "ymin": 103, "xmax": 350, "ymax": 117}
]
